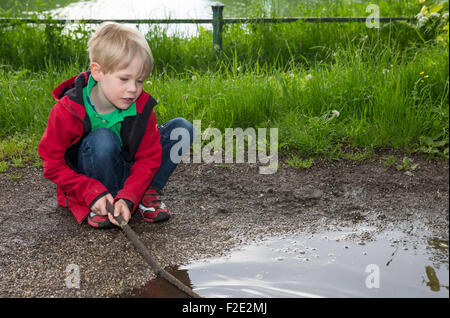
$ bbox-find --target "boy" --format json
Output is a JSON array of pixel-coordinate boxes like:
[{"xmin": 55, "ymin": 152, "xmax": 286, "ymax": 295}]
[{"xmin": 38, "ymin": 22, "xmax": 193, "ymax": 229}]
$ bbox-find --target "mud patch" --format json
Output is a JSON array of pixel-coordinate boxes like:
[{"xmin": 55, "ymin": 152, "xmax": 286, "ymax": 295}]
[{"xmin": 0, "ymin": 153, "xmax": 448, "ymax": 297}]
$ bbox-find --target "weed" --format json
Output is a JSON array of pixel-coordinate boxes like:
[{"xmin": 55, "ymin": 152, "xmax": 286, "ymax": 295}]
[
  {"xmin": 340, "ymin": 150, "xmax": 374, "ymax": 162},
  {"xmin": 0, "ymin": 161, "xmax": 8, "ymax": 173},
  {"xmin": 382, "ymin": 154, "xmax": 396, "ymax": 167},
  {"xmin": 396, "ymin": 156, "xmax": 420, "ymax": 176},
  {"xmin": 12, "ymin": 157, "xmax": 24, "ymax": 168},
  {"xmin": 32, "ymin": 160, "xmax": 43, "ymax": 168},
  {"xmin": 0, "ymin": 134, "xmax": 40, "ymax": 163},
  {"xmin": 8, "ymin": 171, "xmax": 22, "ymax": 180},
  {"xmin": 217, "ymin": 164, "xmax": 232, "ymax": 169},
  {"xmin": 418, "ymin": 135, "xmax": 449, "ymax": 159},
  {"xmin": 286, "ymin": 156, "xmax": 314, "ymax": 169}
]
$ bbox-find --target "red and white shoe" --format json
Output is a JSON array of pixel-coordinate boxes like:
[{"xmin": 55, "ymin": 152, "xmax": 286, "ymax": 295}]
[
  {"xmin": 138, "ymin": 187, "xmax": 171, "ymax": 223},
  {"xmin": 87, "ymin": 212, "xmax": 114, "ymax": 229}
]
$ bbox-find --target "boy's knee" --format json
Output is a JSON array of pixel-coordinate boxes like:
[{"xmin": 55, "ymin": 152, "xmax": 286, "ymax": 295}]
[
  {"xmin": 171, "ymin": 118, "xmax": 194, "ymax": 142},
  {"xmin": 83, "ymin": 128, "xmax": 121, "ymax": 159},
  {"xmin": 171, "ymin": 117, "xmax": 192, "ymax": 129}
]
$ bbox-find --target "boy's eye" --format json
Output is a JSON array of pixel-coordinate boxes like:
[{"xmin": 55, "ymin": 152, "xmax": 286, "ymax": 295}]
[{"xmin": 120, "ymin": 77, "xmax": 128, "ymax": 81}]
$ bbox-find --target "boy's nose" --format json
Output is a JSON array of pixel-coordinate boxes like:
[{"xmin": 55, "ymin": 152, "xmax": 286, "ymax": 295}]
[{"xmin": 127, "ymin": 82, "xmax": 137, "ymax": 92}]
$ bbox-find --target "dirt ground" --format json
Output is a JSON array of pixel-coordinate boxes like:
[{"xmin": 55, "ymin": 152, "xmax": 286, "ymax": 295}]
[{"xmin": 0, "ymin": 151, "xmax": 448, "ymax": 297}]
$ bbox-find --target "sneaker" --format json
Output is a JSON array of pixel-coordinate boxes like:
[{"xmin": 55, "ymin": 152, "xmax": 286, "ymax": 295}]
[
  {"xmin": 87, "ymin": 200, "xmax": 137, "ymax": 229},
  {"xmin": 87, "ymin": 211, "xmax": 114, "ymax": 229},
  {"xmin": 138, "ymin": 187, "xmax": 171, "ymax": 223}
]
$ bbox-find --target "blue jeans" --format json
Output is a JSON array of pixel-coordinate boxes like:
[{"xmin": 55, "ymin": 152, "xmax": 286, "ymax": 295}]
[{"xmin": 77, "ymin": 117, "xmax": 194, "ymax": 198}]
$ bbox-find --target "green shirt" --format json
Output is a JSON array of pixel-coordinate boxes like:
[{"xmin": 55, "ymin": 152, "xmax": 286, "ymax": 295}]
[{"xmin": 83, "ymin": 75, "xmax": 137, "ymax": 145}]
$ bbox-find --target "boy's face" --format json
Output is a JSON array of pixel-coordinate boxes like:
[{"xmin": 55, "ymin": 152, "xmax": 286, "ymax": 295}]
[{"xmin": 91, "ymin": 55, "xmax": 146, "ymax": 113}]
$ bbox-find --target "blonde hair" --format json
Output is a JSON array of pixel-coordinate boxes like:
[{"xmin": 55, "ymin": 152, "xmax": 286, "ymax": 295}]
[{"xmin": 88, "ymin": 22, "xmax": 153, "ymax": 78}]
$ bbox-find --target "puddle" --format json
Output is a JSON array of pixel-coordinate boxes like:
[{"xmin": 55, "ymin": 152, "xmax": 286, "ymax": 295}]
[
  {"xmin": 125, "ymin": 226, "xmax": 449, "ymax": 298},
  {"xmin": 123, "ymin": 266, "xmax": 193, "ymax": 298}
]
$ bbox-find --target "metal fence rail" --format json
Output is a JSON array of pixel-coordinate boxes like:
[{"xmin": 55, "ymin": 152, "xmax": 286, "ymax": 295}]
[{"xmin": 0, "ymin": 2, "xmax": 414, "ymax": 49}]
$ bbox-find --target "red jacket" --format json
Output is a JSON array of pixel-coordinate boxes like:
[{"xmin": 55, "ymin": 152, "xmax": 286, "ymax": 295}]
[{"xmin": 38, "ymin": 71, "xmax": 162, "ymax": 224}]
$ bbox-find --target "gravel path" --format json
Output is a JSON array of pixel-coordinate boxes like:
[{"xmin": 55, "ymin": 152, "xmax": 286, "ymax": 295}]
[{"xmin": 0, "ymin": 153, "xmax": 448, "ymax": 297}]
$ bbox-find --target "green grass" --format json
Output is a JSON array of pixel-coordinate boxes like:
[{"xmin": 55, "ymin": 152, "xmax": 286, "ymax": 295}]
[
  {"xmin": 0, "ymin": 133, "xmax": 41, "ymax": 161},
  {"xmin": 286, "ymin": 156, "xmax": 314, "ymax": 169},
  {"xmin": 0, "ymin": 161, "xmax": 8, "ymax": 173},
  {"xmin": 0, "ymin": 0, "xmax": 448, "ymax": 166},
  {"xmin": 1, "ymin": 40, "xmax": 447, "ymax": 163}
]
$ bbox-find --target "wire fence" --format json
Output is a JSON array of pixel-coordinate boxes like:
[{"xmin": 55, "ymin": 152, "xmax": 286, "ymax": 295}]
[{"xmin": 0, "ymin": 2, "xmax": 415, "ymax": 49}]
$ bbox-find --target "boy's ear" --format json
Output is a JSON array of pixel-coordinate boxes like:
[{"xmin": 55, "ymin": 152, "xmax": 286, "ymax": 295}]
[{"xmin": 90, "ymin": 62, "xmax": 103, "ymax": 81}]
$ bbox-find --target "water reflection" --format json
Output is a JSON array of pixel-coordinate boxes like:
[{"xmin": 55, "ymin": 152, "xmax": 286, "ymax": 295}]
[
  {"xmin": 422, "ymin": 237, "xmax": 449, "ymax": 292},
  {"xmin": 123, "ymin": 265, "xmax": 194, "ymax": 298},
  {"xmin": 47, "ymin": 0, "xmax": 214, "ymax": 36},
  {"xmin": 424, "ymin": 266, "xmax": 441, "ymax": 292},
  {"xmin": 427, "ymin": 237, "xmax": 449, "ymax": 267},
  {"xmin": 51, "ymin": 0, "xmax": 211, "ymax": 20}
]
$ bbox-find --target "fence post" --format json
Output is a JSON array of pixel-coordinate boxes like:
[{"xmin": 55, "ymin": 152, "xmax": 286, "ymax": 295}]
[{"xmin": 212, "ymin": 2, "xmax": 224, "ymax": 50}]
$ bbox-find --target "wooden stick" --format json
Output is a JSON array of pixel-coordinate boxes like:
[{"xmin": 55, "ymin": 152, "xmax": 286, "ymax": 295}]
[{"xmin": 106, "ymin": 201, "xmax": 202, "ymax": 298}]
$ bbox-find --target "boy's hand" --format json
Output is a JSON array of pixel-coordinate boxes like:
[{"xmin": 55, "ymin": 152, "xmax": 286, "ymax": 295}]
[
  {"xmin": 91, "ymin": 193, "xmax": 114, "ymax": 217},
  {"xmin": 108, "ymin": 199, "xmax": 131, "ymax": 227}
]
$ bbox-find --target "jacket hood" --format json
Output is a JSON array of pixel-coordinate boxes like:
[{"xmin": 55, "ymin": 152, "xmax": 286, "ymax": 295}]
[
  {"xmin": 52, "ymin": 71, "xmax": 88, "ymax": 104},
  {"xmin": 51, "ymin": 72, "xmax": 89, "ymax": 120}
]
